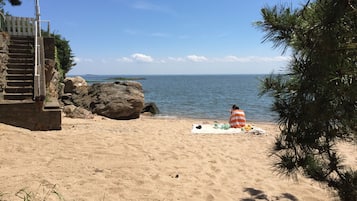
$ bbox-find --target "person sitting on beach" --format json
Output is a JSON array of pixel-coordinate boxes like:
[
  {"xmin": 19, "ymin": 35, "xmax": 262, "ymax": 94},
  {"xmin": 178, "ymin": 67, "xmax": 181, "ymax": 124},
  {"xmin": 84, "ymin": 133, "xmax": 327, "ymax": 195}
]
[{"xmin": 229, "ymin": 104, "xmax": 246, "ymax": 128}]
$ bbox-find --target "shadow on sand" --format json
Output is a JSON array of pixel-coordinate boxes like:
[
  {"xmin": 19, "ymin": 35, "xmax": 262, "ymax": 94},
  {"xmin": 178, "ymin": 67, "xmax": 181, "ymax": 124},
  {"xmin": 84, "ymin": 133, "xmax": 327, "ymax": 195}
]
[{"xmin": 241, "ymin": 187, "xmax": 299, "ymax": 201}]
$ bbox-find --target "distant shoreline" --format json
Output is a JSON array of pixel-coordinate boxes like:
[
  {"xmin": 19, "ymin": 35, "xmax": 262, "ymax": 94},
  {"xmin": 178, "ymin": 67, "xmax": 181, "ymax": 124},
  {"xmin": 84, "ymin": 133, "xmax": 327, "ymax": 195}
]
[
  {"xmin": 69, "ymin": 73, "xmax": 272, "ymax": 77},
  {"xmin": 105, "ymin": 76, "xmax": 146, "ymax": 81}
]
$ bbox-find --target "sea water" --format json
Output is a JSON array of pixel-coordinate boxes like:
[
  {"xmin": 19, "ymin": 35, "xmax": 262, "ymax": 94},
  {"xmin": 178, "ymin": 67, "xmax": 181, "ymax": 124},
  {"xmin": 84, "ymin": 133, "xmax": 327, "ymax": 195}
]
[{"xmin": 79, "ymin": 74, "xmax": 278, "ymax": 122}]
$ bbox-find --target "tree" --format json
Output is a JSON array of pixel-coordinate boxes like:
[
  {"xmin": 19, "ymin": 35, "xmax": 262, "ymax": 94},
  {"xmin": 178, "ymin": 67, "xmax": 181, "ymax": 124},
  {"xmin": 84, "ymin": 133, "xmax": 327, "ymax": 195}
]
[
  {"xmin": 52, "ymin": 33, "xmax": 76, "ymax": 78},
  {"xmin": 256, "ymin": 1, "xmax": 356, "ymax": 200},
  {"xmin": 0, "ymin": 0, "xmax": 21, "ymax": 11},
  {"xmin": 8, "ymin": 0, "xmax": 21, "ymax": 6}
]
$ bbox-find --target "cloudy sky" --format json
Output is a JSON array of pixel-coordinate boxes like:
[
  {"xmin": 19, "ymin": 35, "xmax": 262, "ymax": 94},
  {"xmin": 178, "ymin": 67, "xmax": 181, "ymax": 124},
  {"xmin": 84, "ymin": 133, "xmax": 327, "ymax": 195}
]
[{"xmin": 5, "ymin": 0, "xmax": 300, "ymax": 75}]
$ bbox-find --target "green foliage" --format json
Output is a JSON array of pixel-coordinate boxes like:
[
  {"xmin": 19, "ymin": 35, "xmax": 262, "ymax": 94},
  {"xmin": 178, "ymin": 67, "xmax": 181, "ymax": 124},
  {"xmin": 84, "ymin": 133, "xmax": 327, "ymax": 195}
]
[
  {"xmin": 14, "ymin": 185, "xmax": 65, "ymax": 201},
  {"xmin": 52, "ymin": 33, "xmax": 76, "ymax": 78},
  {"xmin": 0, "ymin": 185, "xmax": 65, "ymax": 201},
  {"xmin": 256, "ymin": 1, "xmax": 357, "ymax": 200}
]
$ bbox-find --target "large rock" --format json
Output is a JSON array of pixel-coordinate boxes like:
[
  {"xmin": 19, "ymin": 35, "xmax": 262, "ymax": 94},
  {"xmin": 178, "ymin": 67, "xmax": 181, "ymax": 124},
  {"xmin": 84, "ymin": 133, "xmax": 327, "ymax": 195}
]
[
  {"xmin": 142, "ymin": 102, "xmax": 160, "ymax": 115},
  {"xmin": 62, "ymin": 76, "xmax": 89, "ymax": 107},
  {"xmin": 87, "ymin": 81, "xmax": 144, "ymax": 119},
  {"xmin": 61, "ymin": 77, "xmax": 145, "ymax": 120},
  {"xmin": 63, "ymin": 76, "xmax": 88, "ymax": 93}
]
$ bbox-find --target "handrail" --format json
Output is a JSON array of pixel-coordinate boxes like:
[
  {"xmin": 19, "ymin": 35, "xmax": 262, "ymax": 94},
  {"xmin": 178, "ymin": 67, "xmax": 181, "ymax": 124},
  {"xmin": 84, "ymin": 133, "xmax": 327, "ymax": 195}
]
[
  {"xmin": 33, "ymin": 0, "xmax": 48, "ymax": 101},
  {"xmin": 34, "ymin": 17, "xmax": 39, "ymax": 98}
]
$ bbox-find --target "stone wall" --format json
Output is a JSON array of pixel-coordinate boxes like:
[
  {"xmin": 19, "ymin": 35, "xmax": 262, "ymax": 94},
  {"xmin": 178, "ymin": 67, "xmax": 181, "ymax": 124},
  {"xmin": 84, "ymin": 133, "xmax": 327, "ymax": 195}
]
[
  {"xmin": 44, "ymin": 37, "xmax": 60, "ymax": 100},
  {"xmin": 0, "ymin": 32, "xmax": 9, "ymax": 99}
]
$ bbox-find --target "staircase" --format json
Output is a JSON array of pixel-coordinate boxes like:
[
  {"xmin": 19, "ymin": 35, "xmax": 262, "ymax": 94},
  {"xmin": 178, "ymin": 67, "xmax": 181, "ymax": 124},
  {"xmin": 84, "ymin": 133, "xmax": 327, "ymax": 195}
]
[
  {"xmin": 5, "ymin": 35, "xmax": 34, "ymax": 101},
  {"xmin": 0, "ymin": 14, "xmax": 62, "ymax": 130}
]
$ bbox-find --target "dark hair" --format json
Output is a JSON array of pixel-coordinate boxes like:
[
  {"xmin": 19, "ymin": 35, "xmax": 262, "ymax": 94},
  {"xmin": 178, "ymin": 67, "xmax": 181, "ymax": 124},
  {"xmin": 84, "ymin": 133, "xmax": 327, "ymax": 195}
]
[{"xmin": 232, "ymin": 104, "xmax": 240, "ymax": 110}]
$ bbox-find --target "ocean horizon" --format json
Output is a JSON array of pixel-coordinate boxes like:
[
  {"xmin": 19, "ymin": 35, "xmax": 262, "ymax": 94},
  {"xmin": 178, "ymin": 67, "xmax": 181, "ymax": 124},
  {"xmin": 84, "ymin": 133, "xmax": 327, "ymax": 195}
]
[{"xmin": 71, "ymin": 74, "xmax": 278, "ymax": 123}]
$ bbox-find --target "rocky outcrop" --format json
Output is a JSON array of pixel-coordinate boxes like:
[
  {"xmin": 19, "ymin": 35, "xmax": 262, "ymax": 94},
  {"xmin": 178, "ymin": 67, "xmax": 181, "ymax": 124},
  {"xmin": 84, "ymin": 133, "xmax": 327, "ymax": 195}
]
[
  {"xmin": 62, "ymin": 78, "xmax": 145, "ymax": 120},
  {"xmin": 63, "ymin": 76, "xmax": 88, "ymax": 94},
  {"xmin": 142, "ymin": 102, "xmax": 160, "ymax": 115},
  {"xmin": 87, "ymin": 81, "xmax": 144, "ymax": 120},
  {"xmin": 63, "ymin": 105, "xmax": 94, "ymax": 119},
  {"xmin": 61, "ymin": 76, "xmax": 90, "ymax": 109}
]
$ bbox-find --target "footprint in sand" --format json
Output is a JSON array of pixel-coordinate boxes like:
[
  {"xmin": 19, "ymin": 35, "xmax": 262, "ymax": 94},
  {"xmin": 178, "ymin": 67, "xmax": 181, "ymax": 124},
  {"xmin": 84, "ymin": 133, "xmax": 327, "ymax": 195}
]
[
  {"xmin": 206, "ymin": 173, "xmax": 217, "ymax": 180},
  {"xmin": 206, "ymin": 193, "xmax": 215, "ymax": 201},
  {"xmin": 210, "ymin": 165, "xmax": 221, "ymax": 173}
]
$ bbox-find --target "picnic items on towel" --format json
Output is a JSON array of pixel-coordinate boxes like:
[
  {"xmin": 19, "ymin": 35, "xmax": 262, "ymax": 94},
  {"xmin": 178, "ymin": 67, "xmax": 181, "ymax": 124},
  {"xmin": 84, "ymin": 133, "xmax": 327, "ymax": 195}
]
[{"xmin": 192, "ymin": 123, "xmax": 266, "ymax": 135}]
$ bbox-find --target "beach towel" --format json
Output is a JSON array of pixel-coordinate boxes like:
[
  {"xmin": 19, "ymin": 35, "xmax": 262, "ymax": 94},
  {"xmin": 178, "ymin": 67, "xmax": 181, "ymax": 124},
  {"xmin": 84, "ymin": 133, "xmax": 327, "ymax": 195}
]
[{"xmin": 191, "ymin": 123, "xmax": 266, "ymax": 135}]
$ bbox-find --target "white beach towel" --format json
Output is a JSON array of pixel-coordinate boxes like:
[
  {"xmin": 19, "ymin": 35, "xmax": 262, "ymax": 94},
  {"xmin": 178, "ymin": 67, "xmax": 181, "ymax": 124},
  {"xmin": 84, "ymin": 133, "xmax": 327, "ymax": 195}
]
[{"xmin": 191, "ymin": 124, "xmax": 266, "ymax": 135}]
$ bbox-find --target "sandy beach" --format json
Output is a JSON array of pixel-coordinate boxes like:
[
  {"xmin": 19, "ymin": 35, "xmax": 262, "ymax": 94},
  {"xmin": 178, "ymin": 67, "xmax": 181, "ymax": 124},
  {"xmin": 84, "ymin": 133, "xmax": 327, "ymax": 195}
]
[{"xmin": 0, "ymin": 115, "xmax": 354, "ymax": 201}]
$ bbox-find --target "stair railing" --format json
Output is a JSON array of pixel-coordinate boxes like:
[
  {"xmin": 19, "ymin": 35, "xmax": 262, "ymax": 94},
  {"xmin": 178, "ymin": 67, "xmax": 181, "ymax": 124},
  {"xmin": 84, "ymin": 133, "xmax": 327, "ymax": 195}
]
[
  {"xmin": 34, "ymin": 0, "xmax": 46, "ymax": 101},
  {"xmin": 2, "ymin": 0, "xmax": 49, "ymax": 101},
  {"xmin": 34, "ymin": 17, "xmax": 40, "ymax": 99},
  {"xmin": 4, "ymin": 16, "xmax": 35, "ymax": 36}
]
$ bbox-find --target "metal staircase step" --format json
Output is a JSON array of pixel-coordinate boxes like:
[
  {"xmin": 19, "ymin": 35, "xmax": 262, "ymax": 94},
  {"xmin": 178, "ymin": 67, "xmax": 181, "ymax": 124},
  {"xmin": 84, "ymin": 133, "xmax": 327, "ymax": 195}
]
[
  {"xmin": 4, "ymin": 92, "xmax": 33, "ymax": 100},
  {"xmin": 8, "ymin": 53, "xmax": 34, "ymax": 58},
  {"xmin": 9, "ymin": 49, "xmax": 33, "ymax": 54},
  {"xmin": 6, "ymin": 80, "xmax": 33, "ymax": 87},
  {"xmin": 9, "ymin": 42, "xmax": 34, "ymax": 50},
  {"xmin": 7, "ymin": 63, "xmax": 34, "ymax": 69},
  {"xmin": 6, "ymin": 74, "xmax": 33, "ymax": 80},
  {"xmin": 6, "ymin": 68, "xmax": 34, "ymax": 74},
  {"xmin": 10, "ymin": 36, "xmax": 34, "ymax": 43},
  {"xmin": 8, "ymin": 60, "xmax": 34, "ymax": 65},
  {"xmin": 5, "ymin": 86, "xmax": 33, "ymax": 93}
]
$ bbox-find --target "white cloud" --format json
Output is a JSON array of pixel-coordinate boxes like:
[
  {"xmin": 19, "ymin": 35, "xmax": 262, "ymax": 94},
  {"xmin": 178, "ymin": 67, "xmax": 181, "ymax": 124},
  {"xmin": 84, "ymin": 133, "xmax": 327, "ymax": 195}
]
[
  {"xmin": 259, "ymin": 56, "xmax": 291, "ymax": 62},
  {"xmin": 167, "ymin": 57, "xmax": 186, "ymax": 62},
  {"xmin": 116, "ymin": 57, "xmax": 133, "ymax": 63},
  {"xmin": 219, "ymin": 55, "xmax": 291, "ymax": 63},
  {"xmin": 221, "ymin": 55, "xmax": 245, "ymax": 62},
  {"xmin": 131, "ymin": 53, "xmax": 154, "ymax": 63},
  {"xmin": 74, "ymin": 57, "xmax": 94, "ymax": 63},
  {"xmin": 115, "ymin": 54, "xmax": 290, "ymax": 64},
  {"xmin": 186, "ymin": 55, "xmax": 208, "ymax": 62}
]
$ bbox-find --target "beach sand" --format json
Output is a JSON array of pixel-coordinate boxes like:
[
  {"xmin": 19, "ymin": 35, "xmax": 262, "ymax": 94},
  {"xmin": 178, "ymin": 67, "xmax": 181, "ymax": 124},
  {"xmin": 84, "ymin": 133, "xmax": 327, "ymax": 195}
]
[{"xmin": 0, "ymin": 115, "xmax": 354, "ymax": 201}]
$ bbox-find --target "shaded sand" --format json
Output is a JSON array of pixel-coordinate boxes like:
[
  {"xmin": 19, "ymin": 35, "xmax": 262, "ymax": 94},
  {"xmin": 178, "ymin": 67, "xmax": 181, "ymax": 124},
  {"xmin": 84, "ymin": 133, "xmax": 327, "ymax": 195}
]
[{"xmin": 0, "ymin": 115, "xmax": 354, "ymax": 201}]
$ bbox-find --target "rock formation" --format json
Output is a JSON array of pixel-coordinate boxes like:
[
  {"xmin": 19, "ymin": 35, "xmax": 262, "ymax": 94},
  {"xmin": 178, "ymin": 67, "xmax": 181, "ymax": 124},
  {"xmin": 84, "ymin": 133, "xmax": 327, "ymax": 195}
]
[
  {"xmin": 87, "ymin": 81, "xmax": 144, "ymax": 119},
  {"xmin": 61, "ymin": 77, "xmax": 145, "ymax": 120}
]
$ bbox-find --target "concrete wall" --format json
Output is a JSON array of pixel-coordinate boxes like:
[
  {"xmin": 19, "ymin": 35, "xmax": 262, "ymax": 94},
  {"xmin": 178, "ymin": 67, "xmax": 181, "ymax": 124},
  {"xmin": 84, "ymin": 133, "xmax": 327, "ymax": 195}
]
[
  {"xmin": 0, "ymin": 34, "xmax": 62, "ymax": 130},
  {"xmin": 0, "ymin": 102, "xmax": 61, "ymax": 130}
]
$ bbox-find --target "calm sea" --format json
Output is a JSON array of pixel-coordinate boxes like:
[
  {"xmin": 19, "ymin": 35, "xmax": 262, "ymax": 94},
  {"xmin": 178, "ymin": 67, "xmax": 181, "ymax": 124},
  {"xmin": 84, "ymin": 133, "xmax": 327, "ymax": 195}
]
[{"xmin": 79, "ymin": 74, "xmax": 278, "ymax": 122}]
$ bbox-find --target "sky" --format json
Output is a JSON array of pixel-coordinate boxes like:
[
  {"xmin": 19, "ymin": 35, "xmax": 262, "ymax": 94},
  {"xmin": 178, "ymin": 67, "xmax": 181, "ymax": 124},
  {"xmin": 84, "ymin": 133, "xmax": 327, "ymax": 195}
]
[{"xmin": 5, "ymin": 0, "xmax": 301, "ymax": 75}]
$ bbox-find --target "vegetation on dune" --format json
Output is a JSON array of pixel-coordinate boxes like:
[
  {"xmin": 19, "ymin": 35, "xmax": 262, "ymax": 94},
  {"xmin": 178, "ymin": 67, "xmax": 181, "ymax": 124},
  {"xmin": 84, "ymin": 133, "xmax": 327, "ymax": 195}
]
[
  {"xmin": 0, "ymin": 184, "xmax": 65, "ymax": 201},
  {"xmin": 256, "ymin": 0, "xmax": 356, "ymax": 200}
]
